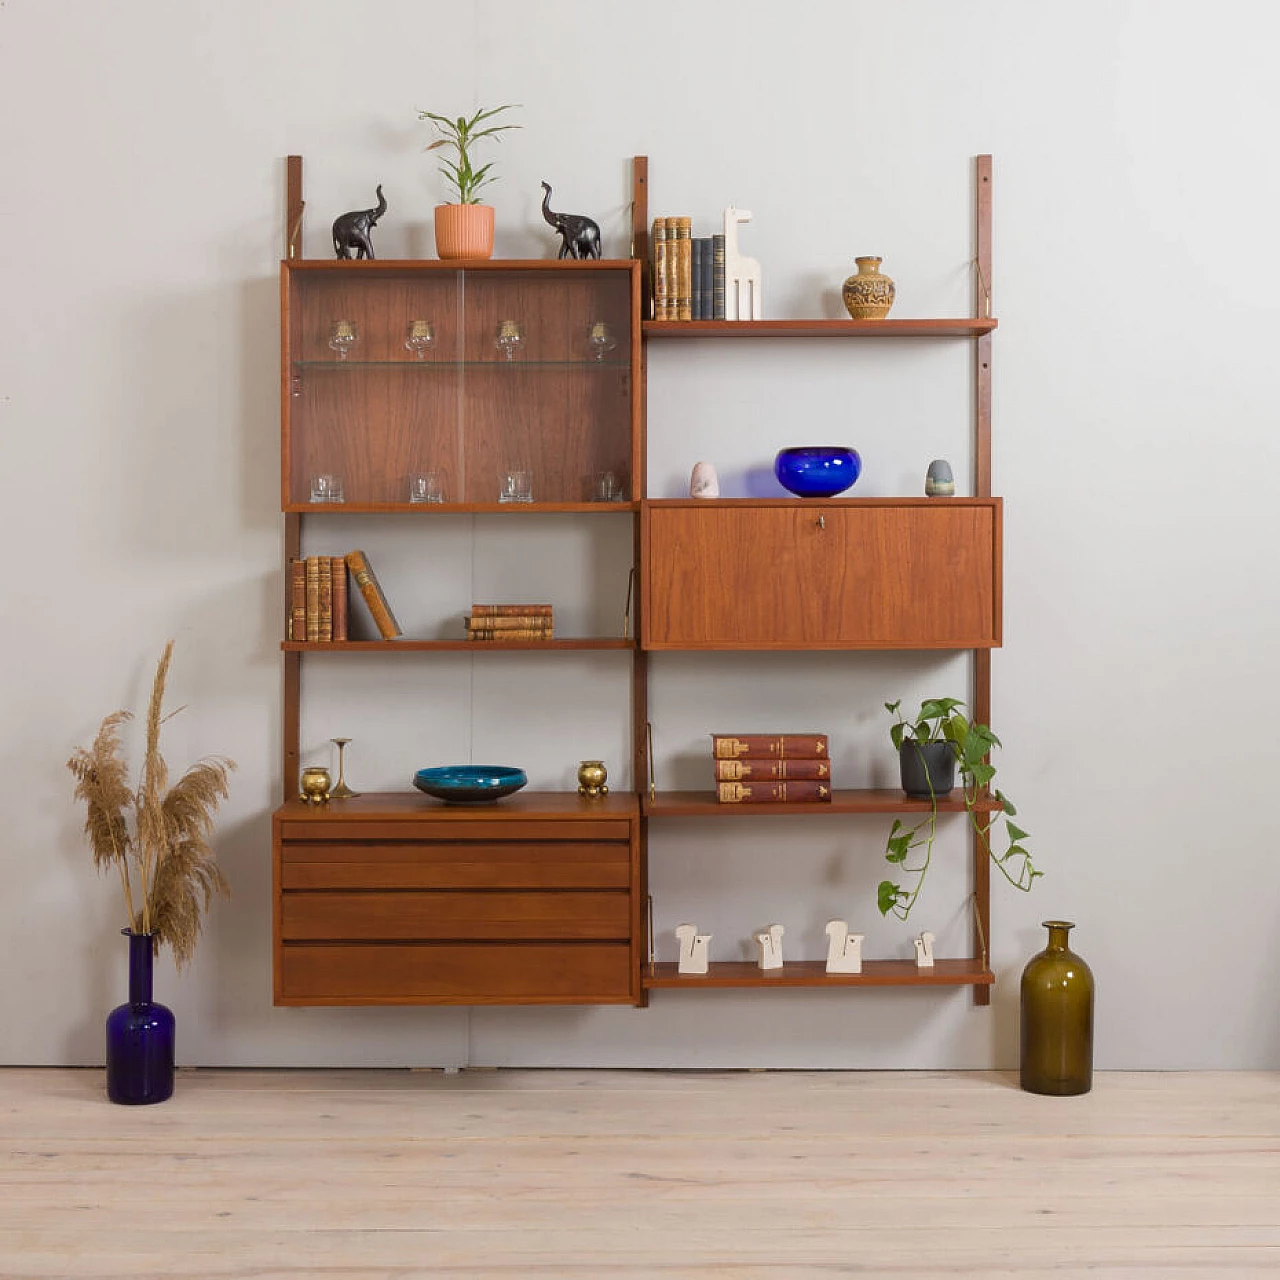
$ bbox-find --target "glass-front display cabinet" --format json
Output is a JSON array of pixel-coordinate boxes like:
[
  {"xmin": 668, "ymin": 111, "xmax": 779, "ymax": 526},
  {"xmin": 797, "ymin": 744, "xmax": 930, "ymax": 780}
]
[{"xmin": 281, "ymin": 260, "xmax": 641, "ymax": 510}]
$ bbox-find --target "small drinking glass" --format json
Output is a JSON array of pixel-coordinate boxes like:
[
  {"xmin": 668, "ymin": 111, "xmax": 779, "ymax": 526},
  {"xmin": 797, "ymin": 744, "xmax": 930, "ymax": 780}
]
[
  {"xmin": 587, "ymin": 320, "xmax": 616, "ymax": 362},
  {"xmin": 328, "ymin": 319, "xmax": 359, "ymax": 360},
  {"xmin": 405, "ymin": 319, "xmax": 435, "ymax": 360},
  {"xmin": 310, "ymin": 474, "xmax": 344, "ymax": 503},
  {"xmin": 494, "ymin": 319, "xmax": 524, "ymax": 361},
  {"xmin": 408, "ymin": 472, "xmax": 444, "ymax": 504},
  {"xmin": 593, "ymin": 470, "xmax": 623, "ymax": 502},
  {"xmin": 499, "ymin": 469, "xmax": 533, "ymax": 503}
]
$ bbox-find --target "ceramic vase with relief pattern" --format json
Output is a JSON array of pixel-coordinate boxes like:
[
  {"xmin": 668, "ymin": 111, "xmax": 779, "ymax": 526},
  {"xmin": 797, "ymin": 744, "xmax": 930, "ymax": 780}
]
[{"xmin": 842, "ymin": 256, "xmax": 896, "ymax": 320}]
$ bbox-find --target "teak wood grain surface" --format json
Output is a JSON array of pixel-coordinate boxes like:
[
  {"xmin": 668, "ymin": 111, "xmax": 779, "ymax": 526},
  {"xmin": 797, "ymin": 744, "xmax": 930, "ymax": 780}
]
[
  {"xmin": 4, "ymin": 1068, "xmax": 1277, "ymax": 1277},
  {"xmin": 642, "ymin": 499, "xmax": 1002, "ymax": 649}
]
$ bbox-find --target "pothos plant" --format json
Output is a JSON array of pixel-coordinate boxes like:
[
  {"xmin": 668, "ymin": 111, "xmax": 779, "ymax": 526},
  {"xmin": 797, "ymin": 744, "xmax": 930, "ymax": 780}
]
[
  {"xmin": 879, "ymin": 697, "xmax": 1041, "ymax": 921},
  {"xmin": 417, "ymin": 104, "xmax": 521, "ymax": 204}
]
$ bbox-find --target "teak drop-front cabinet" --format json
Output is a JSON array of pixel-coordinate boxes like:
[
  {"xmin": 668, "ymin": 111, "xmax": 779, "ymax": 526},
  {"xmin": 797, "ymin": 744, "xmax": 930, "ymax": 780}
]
[{"xmin": 272, "ymin": 154, "xmax": 1001, "ymax": 1008}]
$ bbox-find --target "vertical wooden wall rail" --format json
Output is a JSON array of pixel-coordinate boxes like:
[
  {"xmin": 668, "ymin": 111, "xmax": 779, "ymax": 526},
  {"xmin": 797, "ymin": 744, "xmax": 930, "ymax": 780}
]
[
  {"xmin": 972, "ymin": 154, "xmax": 994, "ymax": 1006},
  {"xmin": 286, "ymin": 155, "xmax": 304, "ymax": 259},
  {"xmin": 282, "ymin": 154, "xmax": 304, "ymax": 798}
]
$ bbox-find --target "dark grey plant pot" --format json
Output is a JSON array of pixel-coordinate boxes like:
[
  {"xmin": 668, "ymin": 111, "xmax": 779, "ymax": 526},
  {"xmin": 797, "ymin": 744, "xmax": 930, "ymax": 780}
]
[{"xmin": 899, "ymin": 741, "xmax": 957, "ymax": 798}]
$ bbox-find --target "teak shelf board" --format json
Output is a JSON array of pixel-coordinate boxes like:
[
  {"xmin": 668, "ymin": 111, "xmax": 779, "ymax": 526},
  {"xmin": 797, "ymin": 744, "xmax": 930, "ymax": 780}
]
[
  {"xmin": 276, "ymin": 791, "xmax": 640, "ymax": 822},
  {"xmin": 643, "ymin": 318, "xmax": 997, "ymax": 338},
  {"xmin": 284, "ymin": 258, "xmax": 639, "ymax": 275},
  {"xmin": 646, "ymin": 789, "xmax": 1001, "ymax": 816},
  {"xmin": 643, "ymin": 960, "xmax": 995, "ymax": 988},
  {"xmin": 283, "ymin": 502, "xmax": 638, "ymax": 514},
  {"xmin": 282, "ymin": 639, "xmax": 635, "ymax": 652}
]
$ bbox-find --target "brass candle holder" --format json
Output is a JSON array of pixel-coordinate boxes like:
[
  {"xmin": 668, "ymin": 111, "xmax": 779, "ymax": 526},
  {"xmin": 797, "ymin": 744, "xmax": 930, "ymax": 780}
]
[{"xmin": 329, "ymin": 737, "xmax": 359, "ymax": 799}]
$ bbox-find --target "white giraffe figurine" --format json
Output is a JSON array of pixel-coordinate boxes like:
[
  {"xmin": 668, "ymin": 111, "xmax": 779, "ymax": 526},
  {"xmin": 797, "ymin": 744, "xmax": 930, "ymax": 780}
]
[
  {"xmin": 723, "ymin": 206, "xmax": 762, "ymax": 320},
  {"xmin": 914, "ymin": 931, "xmax": 936, "ymax": 969},
  {"xmin": 824, "ymin": 920, "xmax": 865, "ymax": 974},
  {"xmin": 755, "ymin": 922, "xmax": 785, "ymax": 970},
  {"xmin": 674, "ymin": 922, "xmax": 712, "ymax": 975}
]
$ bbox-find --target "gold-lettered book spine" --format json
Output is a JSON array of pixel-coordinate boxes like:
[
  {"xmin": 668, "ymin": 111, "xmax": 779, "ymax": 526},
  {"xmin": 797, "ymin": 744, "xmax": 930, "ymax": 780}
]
[
  {"xmin": 345, "ymin": 549, "xmax": 404, "ymax": 640},
  {"xmin": 716, "ymin": 780, "xmax": 833, "ymax": 804},
  {"xmin": 711, "ymin": 734, "xmax": 830, "ymax": 760},
  {"xmin": 714, "ymin": 757, "xmax": 832, "ymax": 782}
]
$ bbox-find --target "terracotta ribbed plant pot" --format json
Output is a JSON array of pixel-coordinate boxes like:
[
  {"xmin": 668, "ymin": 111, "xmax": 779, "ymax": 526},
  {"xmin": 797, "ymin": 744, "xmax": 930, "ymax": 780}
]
[{"xmin": 434, "ymin": 204, "xmax": 495, "ymax": 260}]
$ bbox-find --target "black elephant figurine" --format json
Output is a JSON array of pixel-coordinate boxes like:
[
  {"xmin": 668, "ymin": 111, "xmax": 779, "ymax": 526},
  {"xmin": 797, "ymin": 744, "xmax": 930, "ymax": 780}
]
[
  {"xmin": 540, "ymin": 181, "xmax": 601, "ymax": 260},
  {"xmin": 332, "ymin": 185, "xmax": 387, "ymax": 260}
]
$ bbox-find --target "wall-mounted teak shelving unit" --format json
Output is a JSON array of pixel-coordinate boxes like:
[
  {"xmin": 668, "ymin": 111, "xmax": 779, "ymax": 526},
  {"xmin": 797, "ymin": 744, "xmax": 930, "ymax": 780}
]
[
  {"xmin": 273, "ymin": 159, "xmax": 648, "ymax": 1006},
  {"xmin": 271, "ymin": 153, "xmax": 1000, "ymax": 1008},
  {"xmin": 630, "ymin": 153, "xmax": 999, "ymax": 1003}
]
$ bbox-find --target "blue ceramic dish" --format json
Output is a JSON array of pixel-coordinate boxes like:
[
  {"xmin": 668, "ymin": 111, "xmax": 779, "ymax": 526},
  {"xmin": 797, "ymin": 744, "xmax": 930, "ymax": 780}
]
[
  {"xmin": 774, "ymin": 446, "xmax": 862, "ymax": 498},
  {"xmin": 413, "ymin": 765, "xmax": 528, "ymax": 804}
]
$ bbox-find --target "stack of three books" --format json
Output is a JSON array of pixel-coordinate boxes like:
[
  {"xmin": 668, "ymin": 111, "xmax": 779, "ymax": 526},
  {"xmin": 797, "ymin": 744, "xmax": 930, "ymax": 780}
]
[{"xmin": 711, "ymin": 734, "xmax": 832, "ymax": 803}]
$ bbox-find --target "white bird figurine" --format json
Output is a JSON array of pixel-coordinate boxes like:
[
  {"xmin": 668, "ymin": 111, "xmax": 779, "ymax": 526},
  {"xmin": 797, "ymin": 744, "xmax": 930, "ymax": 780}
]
[
  {"xmin": 675, "ymin": 922, "xmax": 712, "ymax": 975},
  {"xmin": 824, "ymin": 920, "xmax": 865, "ymax": 974},
  {"xmin": 755, "ymin": 922, "xmax": 785, "ymax": 970},
  {"xmin": 914, "ymin": 931, "xmax": 936, "ymax": 969}
]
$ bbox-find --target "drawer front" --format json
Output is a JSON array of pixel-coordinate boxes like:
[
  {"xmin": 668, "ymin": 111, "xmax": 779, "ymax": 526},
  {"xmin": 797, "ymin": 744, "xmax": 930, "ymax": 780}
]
[
  {"xmin": 280, "ymin": 840, "xmax": 631, "ymax": 890},
  {"xmin": 278, "ymin": 942, "xmax": 633, "ymax": 1004},
  {"xmin": 281, "ymin": 890, "xmax": 630, "ymax": 941},
  {"xmin": 277, "ymin": 818, "xmax": 633, "ymax": 843},
  {"xmin": 644, "ymin": 502, "xmax": 1001, "ymax": 649}
]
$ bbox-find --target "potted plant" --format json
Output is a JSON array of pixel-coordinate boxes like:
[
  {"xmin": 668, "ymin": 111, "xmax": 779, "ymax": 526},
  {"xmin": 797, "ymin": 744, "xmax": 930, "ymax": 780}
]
[
  {"xmin": 67, "ymin": 641, "xmax": 234, "ymax": 1102},
  {"xmin": 417, "ymin": 104, "xmax": 520, "ymax": 260},
  {"xmin": 879, "ymin": 697, "xmax": 1040, "ymax": 921}
]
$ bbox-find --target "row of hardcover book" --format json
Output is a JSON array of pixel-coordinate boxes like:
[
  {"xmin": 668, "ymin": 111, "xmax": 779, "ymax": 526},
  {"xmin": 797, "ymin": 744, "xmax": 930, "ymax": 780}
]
[
  {"xmin": 287, "ymin": 559, "xmax": 561, "ymax": 646},
  {"xmin": 653, "ymin": 218, "xmax": 725, "ymax": 321},
  {"xmin": 289, "ymin": 550, "xmax": 400, "ymax": 642},
  {"xmin": 711, "ymin": 734, "xmax": 833, "ymax": 803}
]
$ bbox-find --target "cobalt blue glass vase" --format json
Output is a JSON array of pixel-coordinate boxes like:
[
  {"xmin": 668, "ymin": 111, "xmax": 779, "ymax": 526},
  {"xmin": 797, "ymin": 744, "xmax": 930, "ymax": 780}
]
[
  {"xmin": 106, "ymin": 930, "xmax": 175, "ymax": 1105},
  {"xmin": 774, "ymin": 446, "xmax": 862, "ymax": 498}
]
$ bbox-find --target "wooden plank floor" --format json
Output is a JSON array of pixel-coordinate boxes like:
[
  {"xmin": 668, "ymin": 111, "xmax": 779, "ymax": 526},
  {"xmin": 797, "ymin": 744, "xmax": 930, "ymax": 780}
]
[{"xmin": 2, "ymin": 1068, "xmax": 1278, "ymax": 1277}]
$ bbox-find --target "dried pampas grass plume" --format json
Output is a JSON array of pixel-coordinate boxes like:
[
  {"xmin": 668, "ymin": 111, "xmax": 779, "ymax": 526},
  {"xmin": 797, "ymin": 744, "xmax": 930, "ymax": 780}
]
[{"xmin": 68, "ymin": 641, "xmax": 234, "ymax": 968}]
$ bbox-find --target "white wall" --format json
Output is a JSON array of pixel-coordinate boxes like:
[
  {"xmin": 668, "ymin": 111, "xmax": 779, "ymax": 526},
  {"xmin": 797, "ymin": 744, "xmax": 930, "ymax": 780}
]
[{"xmin": 4, "ymin": 0, "xmax": 1278, "ymax": 1069}]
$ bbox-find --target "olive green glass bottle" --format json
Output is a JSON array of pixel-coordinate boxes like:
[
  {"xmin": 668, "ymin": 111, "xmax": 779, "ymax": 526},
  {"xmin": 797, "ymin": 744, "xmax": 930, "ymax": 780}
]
[{"xmin": 1020, "ymin": 920, "xmax": 1094, "ymax": 1095}]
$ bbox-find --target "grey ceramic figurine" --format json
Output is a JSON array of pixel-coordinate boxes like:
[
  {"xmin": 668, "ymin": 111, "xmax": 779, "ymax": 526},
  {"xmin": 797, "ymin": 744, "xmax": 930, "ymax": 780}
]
[{"xmin": 925, "ymin": 459, "xmax": 955, "ymax": 497}]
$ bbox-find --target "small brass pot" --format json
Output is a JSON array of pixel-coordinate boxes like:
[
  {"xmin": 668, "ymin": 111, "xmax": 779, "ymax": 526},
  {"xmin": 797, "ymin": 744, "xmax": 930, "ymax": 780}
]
[
  {"xmin": 577, "ymin": 759, "xmax": 609, "ymax": 797},
  {"xmin": 299, "ymin": 766, "xmax": 331, "ymax": 804}
]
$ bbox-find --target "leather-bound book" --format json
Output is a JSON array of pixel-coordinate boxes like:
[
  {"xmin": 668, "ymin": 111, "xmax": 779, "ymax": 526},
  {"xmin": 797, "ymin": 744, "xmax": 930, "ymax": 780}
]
[
  {"xmin": 653, "ymin": 218, "xmax": 670, "ymax": 321},
  {"xmin": 674, "ymin": 217, "xmax": 692, "ymax": 321},
  {"xmin": 712, "ymin": 233, "xmax": 726, "ymax": 320},
  {"xmin": 345, "ymin": 549, "xmax": 403, "ymax": 640},
  {"xmin": 289, "ymin": 558, "xmax": 307, "ymax": 642},
  {"xmin": 470, "ymin": 603, "xmax": 553, "ymax": 617},
  {"xmin": 317, "ymin": 555, "xmax": 332, "ymax": 642},
  {"xmin": 330, "ymin": 556, "xmax": 347, "ymax": 642},
  {"xmin": 714, "ymin": 757, "xmax": 832, "ymax": 782},
  {"xmin": 304, "ymin": 556, "xmax": 321, "ymax": 642},
  {"xmin": 716, "ymin": 780, "xmax": 833, "ymax": 804},
  {"xmin": 711, "ymin": 734, "xmax": 829, "ymax": 760}
]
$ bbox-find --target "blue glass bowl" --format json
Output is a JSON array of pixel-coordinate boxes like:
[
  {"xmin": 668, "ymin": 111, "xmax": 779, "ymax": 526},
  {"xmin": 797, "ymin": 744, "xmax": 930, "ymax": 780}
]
[
  {"xmin": 774, "ymin": 446, "xmax": 862, "ymax": 498},
  {"xmin": 413, "ymin": 765, "xmax": 528, "ymax": 804}
]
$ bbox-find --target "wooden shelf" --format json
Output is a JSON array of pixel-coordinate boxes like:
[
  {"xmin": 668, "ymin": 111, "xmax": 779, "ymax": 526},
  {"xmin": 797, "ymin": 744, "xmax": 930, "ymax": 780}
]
[
  {"xmin": 277, "ymin": 790, "xmax": 640, "ymax": 823},
  {"xmin": 643, "ymin": 318, "xmax": 996, "ymax": 339},
  {"xmin": 643, "ymin": 959, "xmax": 994, "ymax": 989},
  {"xmin": 284, "ymin": 502, "xmax": 637, "ymax": 515},
  {"xmin": 283, "ymin": 638, "xmax": 634, "ymax": 652},
  {"xmin": 646, "ymin": 789, "xmax": 1001, "ymax": 816}
]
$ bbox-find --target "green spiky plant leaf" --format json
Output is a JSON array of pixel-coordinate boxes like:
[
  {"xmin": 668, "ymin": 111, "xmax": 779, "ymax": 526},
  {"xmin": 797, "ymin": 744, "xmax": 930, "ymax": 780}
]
[{"xmin": 417, "ymin": 104, "xmax": 521, "ymax": 204}]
